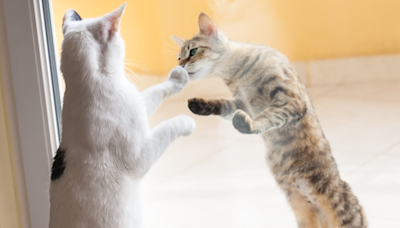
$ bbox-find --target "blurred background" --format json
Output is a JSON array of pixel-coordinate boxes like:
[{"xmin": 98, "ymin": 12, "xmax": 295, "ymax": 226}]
[
  {"xmin": 51, "ymin": 0, "xmax": 400, "ymax": 77},
  {"xmin": 1, "ymin": 0, "xmax": 400, "ymax": 227}
]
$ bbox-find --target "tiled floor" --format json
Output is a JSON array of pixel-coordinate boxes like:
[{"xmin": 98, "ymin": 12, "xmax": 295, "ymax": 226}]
[{"xmin": 143, "ymin": 80, "xmax": 400, "ymax": 228}]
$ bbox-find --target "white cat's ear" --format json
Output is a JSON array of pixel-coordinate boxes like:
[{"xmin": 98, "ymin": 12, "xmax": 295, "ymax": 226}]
[
  {"xmin": 198, "ymin": 13, "xmax": 218, "ymax": 38},
  {"xmin": 105, "ymin": 3, "xmax": 126, "ymax": 32},
  {"xmin": 171, "ymin": 35, "xmax": 186, "ymax": 48},
  {"xmin": 62, "ymin": 9, "xmax": 82, "ymax": 35}
]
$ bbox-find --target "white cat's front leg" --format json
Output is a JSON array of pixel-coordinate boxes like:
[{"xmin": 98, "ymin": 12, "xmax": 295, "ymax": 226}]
[
  {"xmin": 137, "ymin": 115, "xmax": 195, "ymax": 176},
  {"xmin": 141, "ymin": 66, "xmax": 189, "ymax": 117}
]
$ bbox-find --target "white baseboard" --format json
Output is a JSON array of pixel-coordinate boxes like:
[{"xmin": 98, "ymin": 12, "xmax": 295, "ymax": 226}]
[
  {"xmin": 130, "ymin": 54, "xmax": 400, "ymax": 99},
  {"xmin": 292, "ymin": 54, "xmax": 400, "ymax": 86}
]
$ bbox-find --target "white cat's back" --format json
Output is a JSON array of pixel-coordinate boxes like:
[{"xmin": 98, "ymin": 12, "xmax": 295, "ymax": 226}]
[
  {"xmin": 50, "ymin": 76, "xmax": 147, "ymax": 228},
  {"xmin": 50, "ymin": 170, "xmax": 144, "ymax": 228}
]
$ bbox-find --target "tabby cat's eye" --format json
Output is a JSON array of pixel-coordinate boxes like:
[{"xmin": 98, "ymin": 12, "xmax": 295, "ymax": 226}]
[{"xmin": 190, "ymin": 48, "xmax": 198, "ymax": 57}]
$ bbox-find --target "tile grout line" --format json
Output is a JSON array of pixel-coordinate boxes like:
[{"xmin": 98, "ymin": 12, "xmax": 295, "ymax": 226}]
[
  {"xmin": 346, "ymin": 139, "xmax": 400, "ymax": 175},
  {"xmin": 309, "ymin": 85, "xmax": 342, "ymax": 101}
]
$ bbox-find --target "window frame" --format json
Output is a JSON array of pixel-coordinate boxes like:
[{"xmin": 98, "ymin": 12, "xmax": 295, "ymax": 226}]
[{"xmin": 1, "ymin": 0, "xmax": 60, "ymax": 227}]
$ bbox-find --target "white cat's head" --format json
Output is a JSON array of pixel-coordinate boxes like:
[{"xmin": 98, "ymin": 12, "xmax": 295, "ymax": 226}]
[
  {"xmin": 61, "ymin": 4, "xmax": 126, "ymax": 84},
  {"xmin": 171, "ymin": 13, "xmax": 228, "ymax": 81}
]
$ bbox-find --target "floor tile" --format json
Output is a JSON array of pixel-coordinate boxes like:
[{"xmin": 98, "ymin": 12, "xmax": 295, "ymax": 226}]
[
  {"xmin": 385, "ymin": 142, "xmax": 400, "ymax": 156},
  {"xmin": 172, "ymin": 138, "xmax": 268, "ymax": 180},
  {"xmin": 367, "ymin": 217, "xmax": 400, "ymax": 228},
  {"xmin": 144, "ymin": 174, "xmax": 290, "ymax": 228},
  {"xmin": 267, "ymin": 212, "xmax": 298, "ymax": 227},
  {"xmin": 143, "ymin": 80, "xmax": 400, "ymax": 227},
  {"xmin": 322, "ymin": 81, "xmax": 400, "ymax": 102},
  {"xmin": 145, "ymin": 136, "xmax": 237, "ymax": 183},
  {"xmin": 306, "ymin": 84, "xmax": 339, "ymax": 101},
  {"xmin": 345, "ymin": 154, "xmax": 400, "ymax": 220},
  {"xmin": 313, "ymin": 98, "xmax": 400, "ymax": 152},
  {"xmin": 332, "ymin": 148, "xmax": 380, "ymax": 175}
]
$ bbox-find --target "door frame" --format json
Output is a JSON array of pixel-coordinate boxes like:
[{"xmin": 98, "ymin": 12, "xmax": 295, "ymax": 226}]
[{"xmin": 0, "ymin": 0, "xmax": 60, "ymax": 227}]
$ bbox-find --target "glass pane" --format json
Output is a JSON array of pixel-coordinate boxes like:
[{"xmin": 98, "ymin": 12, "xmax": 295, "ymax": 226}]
[
  {"xmin": 42, "ymin": 0, "xmax": 62, "ymax": 140},
  {"xmin": 49, "ymin": 1, "xmax": 256, "ymax": 226},
  {"xmin": 47, "ymin": 0, "xmax": 400, "ymax": 227}
]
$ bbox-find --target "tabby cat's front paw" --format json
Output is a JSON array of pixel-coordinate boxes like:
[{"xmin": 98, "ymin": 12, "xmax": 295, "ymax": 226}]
[
  {"xmin": 188, "ymin": 98, "xmax": 219, "ymax": 116},
  {"xmin": 232, "ymin": 110, "xmax": 255, "ymax": 134},
  {"xmin": 168, "ymin": 66, "xmax": 189, "ymax": 92}
]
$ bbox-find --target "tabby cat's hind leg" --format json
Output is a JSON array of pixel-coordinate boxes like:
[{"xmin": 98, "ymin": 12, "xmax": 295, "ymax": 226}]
[
  {"xmin": 315, "ymin": 180, "xmax": 367, "ymax": 228},
  {"xmin": 289, "ymin": 190, "xmax": 320, "ymax": 228}
]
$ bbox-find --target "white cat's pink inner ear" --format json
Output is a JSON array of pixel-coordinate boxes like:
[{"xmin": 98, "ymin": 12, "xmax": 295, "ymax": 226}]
[
  {"xmin": 198, "ymin": 13, "xmax": 217, "ymax": 37},
  {"xmin": 107, "ymin": 3, "xmax": 126, "ymax": 32}
]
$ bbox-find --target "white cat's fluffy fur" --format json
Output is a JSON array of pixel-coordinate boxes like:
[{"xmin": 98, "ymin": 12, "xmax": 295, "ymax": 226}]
[{"xmin": 49, "ymin": 4, "xmax": 195, "ymax": 228}]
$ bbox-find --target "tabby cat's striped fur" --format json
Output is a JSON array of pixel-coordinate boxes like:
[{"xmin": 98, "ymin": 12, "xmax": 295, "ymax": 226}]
[{"xmin": 172, "ymin": 13, "xmax": 367, "ymax": 228}]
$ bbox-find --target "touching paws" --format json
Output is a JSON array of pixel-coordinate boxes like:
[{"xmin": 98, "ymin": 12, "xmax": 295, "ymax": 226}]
[
  {"xmin": 168, "ymin": 66, "xmax": 189, "ymax": 92},
  {"xmin": 232, "ymin": 110, "xmax": 255, "ymax": 134},
  {"xmin": 188, "ymin": 98, "xmax": 220, "ymax": 116},
  {"xmin": 176, "ymin": 115, "xmax": 196, "ymax": 136}
]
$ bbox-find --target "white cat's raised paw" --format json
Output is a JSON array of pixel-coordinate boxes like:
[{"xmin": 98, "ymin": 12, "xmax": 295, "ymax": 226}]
[
  {"xmin": 175, "ymin": 115, "xmax": 196, "ymax": 136},
  {"xmin": 168, "ymin": 66, "xmax": 189, "ymax": 91}
]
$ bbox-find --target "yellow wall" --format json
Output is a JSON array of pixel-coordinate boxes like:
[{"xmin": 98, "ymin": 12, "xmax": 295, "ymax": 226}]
[
  {"xmin": 52, "ymin": 0, "xmax": 400, "ymax": 76},
  {"xmin": 51, "ymin": 0, "xmax": 212, "ymax": 76},
  {"xmin": 213, "ymin": 0, "xmax": 400, "ymax": 61},
  {"xmin": 0, "ymin": 47, "xmax": 21, "ymax": 228}
]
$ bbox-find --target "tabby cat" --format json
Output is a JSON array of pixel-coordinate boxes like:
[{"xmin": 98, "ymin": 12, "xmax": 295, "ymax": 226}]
[{"xmin": 171, "ymin": 13, "xmax": 366, "ymax": 228}]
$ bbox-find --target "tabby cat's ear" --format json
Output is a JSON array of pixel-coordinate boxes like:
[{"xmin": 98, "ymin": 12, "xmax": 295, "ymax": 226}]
[
  {"xmin": 171, "ymin": 35, "xmax": 186, "ymax": 48},
  {"xmin": 198, "ymin": 13, "xmax": 218, "ymax": 38},
  {"xmin": 104, "ymin": 3, "xmax": 126, "ymax": 33}
]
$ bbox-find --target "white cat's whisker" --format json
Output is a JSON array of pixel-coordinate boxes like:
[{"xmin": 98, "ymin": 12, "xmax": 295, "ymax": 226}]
[
  {"xmin": 124, "ymin": 66, "xmax": 146, "ymax": 86},
  {"xmin": 124, "ymin": 62, "xmax": 162, "ymax": 77}
]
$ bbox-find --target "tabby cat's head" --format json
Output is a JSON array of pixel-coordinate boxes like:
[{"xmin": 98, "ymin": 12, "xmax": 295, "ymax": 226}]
[
  {"xmin": 61, "ymin": 4, "xmax": 126, "ymax": 83},
  {"xmin": 171, "ymin": 13, "xmax": 227, "ymax": 81}
]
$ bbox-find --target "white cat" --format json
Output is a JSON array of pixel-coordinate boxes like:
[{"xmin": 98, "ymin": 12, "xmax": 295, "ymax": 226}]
[{"xmin": 49, "ymin": 4, "xmax": 195, "ymax": 228}]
